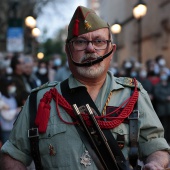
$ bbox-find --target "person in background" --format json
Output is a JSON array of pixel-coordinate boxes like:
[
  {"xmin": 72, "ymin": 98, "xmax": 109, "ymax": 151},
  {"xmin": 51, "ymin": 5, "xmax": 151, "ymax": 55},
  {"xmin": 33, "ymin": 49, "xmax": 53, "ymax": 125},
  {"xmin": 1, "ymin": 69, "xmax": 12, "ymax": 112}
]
[
  {"xmin": 52, "ymin": 54, "xmax": 62, "ymax": 71},
  {"xmin": 35, "ymin": 60, "xmax": 49, "ymax": 85},
  {"xmin": 122, "ymin": 60, "xmax": 133, "ymax": 77},
  {"xmin": 137, "ymin": 67, "xmax": 154, "ymax": 101},
  {"xmin": 4, "ymin": 53, "xmax": 14, "ymax": 76},
  {"xmin": 146, "ymin": 59, "xmax": 160, "ymax": 86},
  {"xmin": 10, "ymin": 54, "xmax": 28, "ymax": 107},
  {"xmin": 0, "ymin": 76, "xmax": 20, "ymax": 144},
  {"xmin": 153, "ymin": 71, "xmax": 170, "ymax": 144},
  {"xmin": 54, "ymin": 61, "xmax": 71, "ymax": 81},
  {"xmin": 23, "ymin": 56, "xmax": 40, "ymax": 92},
  {"xmin": 155, "ymin": 55, "xmax": 169, "ymax": 76},
  {"xmin": 0, "ymin": 60, "xmax": 7, "ymax": 78},
  {"xmin": 48, "ymin": 58, "xmax": 56, "ymax": 82},
  {"xmin": 109, "ymin": 62, "xmax": 119, "ymax": 76},
  {"xmin": 0, "ymin": 6, "xmax": 170, "ymax": 170}
]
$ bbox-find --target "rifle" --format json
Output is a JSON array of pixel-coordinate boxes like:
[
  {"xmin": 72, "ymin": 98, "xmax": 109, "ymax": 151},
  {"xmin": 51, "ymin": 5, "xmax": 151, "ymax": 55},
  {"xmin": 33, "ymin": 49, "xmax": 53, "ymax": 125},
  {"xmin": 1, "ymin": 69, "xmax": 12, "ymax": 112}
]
[
  {"xmin": 72, "ymin": 104, "xmax": 107, "ymax": 170},
  {"xmin": 73, "ymin": 104, "xmax": 120, "ymax": 170}
]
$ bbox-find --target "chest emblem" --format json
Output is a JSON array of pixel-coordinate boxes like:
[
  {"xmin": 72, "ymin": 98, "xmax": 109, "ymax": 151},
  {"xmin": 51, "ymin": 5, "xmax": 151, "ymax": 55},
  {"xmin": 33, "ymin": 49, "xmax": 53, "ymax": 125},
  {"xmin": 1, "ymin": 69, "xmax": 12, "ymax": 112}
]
[
  {"xmin": 49, "ymin": 144, "xmax": 56, "ymax": 156},
  {"xmin": 80, "ymin": 150, "xmax": 91, "ymax": 167}
]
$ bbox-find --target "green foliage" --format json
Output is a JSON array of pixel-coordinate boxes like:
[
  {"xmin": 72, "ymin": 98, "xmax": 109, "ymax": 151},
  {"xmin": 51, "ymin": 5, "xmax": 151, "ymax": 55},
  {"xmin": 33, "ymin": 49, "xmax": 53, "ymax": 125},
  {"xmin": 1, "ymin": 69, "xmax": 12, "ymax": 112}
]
[{"xmin": 41, "ymin": 38, "xmax": 66, "ymax": 61}]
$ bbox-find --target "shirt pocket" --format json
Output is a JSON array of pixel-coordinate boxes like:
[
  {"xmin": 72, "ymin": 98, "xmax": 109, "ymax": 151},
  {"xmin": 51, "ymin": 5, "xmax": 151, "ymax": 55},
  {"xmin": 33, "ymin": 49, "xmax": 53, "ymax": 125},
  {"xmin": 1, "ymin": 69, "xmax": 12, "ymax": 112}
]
[{"xmin": 39, "ymin": 123, "xmax": 70, "ymax": 168}]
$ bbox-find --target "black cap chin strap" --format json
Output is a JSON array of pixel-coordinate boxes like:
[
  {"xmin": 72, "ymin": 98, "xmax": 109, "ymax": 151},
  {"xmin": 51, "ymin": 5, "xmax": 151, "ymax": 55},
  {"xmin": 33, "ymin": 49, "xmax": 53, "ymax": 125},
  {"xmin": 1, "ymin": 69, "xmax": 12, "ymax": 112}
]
[{"xmin": 67, "ymin": 44, "xmax": 113, "ymax": 67}]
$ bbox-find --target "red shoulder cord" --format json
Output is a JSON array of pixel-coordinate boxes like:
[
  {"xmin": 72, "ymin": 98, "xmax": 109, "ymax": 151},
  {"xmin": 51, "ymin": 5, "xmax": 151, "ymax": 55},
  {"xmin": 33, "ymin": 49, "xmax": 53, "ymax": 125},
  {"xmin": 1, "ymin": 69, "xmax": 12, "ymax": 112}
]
[{"xmin": 35, "ymin": 79, "xmax": 139, "ymax": 133}]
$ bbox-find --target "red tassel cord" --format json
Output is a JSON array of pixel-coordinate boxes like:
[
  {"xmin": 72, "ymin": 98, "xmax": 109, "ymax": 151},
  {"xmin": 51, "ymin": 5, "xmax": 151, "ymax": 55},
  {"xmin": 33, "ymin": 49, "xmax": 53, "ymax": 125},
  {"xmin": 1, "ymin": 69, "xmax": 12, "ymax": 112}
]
[
  {"xmin": 35, "ymin": 79, "xmax": 138, "ymax": 133},
  {"xmin": 73, "ymin": 19, "xmax": 80, "ymax": 36},
  {"xmin": 35, "ymin": 92, "xmax": 52, "ymax": 133}
]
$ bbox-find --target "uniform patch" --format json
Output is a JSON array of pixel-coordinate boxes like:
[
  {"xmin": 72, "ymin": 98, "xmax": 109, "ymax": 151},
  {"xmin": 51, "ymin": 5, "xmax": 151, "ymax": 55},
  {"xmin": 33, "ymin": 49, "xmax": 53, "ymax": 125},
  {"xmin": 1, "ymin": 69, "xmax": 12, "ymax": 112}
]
[
  {"xmin": 31, "ymin": 81, "xmax": 58, "ymax": 92},
  {"xmin": 115, "ymin": 77, "xmax": 142, "ymax": 89}
]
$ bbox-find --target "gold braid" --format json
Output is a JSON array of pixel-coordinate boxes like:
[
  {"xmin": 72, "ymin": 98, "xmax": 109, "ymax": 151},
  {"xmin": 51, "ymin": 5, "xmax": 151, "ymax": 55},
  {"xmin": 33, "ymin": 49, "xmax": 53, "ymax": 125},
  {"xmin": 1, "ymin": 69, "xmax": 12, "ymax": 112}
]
[{"xmin": 102, "ymin": 91, "xmax": 113, "ymax": 116}]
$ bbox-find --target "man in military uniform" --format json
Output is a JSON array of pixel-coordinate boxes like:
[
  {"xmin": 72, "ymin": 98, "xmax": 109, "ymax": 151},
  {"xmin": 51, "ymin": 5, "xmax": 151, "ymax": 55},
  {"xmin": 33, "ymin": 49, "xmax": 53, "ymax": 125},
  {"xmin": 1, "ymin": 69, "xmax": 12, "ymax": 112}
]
[{"xmin": 1, "ymin": 6, "xmax": 170, "ymax": 170}]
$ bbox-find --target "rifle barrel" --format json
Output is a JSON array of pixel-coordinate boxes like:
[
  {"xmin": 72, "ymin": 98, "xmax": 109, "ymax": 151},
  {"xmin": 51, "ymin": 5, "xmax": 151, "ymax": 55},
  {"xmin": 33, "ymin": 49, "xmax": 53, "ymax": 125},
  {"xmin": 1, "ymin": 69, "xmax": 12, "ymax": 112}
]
[
  {"xmin": 85, "ymin": 104, "xmax": 119, "ymax": 170},
  {"xmin": 72, "ymin": 104, "xmax": 108, "ymax": 170}
]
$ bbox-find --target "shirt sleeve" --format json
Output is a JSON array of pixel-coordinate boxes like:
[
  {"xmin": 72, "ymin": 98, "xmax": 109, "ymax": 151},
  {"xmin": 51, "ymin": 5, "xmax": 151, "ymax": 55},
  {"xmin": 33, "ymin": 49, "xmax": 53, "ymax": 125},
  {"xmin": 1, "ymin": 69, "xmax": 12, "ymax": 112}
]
[
  {"xmin": 137, "ymin": 87, "xmax": 170, "ymax": 158},
  {"xmin": 1, "ymin": 98, "xmax": 32, "ymax": 166}
]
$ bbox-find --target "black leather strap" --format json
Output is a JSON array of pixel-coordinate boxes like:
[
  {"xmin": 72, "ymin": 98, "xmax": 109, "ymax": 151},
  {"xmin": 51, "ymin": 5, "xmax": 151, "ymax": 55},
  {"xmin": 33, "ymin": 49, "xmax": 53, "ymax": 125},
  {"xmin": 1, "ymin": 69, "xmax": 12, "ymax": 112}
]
[
  {"xmin": 61, "ymin": 79, "xmax": 129, "ymax": 170},
  {"xmin": 28, "ymin": 92, "xmax": 43, "ymax": 170},
  {"xmin": 128, "ymin": 89, "xmax": 139, "ymax": 168}
]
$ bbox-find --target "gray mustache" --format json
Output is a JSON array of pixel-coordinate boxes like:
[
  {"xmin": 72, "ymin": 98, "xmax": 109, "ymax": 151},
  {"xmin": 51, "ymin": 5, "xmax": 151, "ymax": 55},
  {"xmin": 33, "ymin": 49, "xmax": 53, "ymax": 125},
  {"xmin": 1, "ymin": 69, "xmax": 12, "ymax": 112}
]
[{"xmin": 81, "ymin": 54, "xmax": 99, "ymax": 63}]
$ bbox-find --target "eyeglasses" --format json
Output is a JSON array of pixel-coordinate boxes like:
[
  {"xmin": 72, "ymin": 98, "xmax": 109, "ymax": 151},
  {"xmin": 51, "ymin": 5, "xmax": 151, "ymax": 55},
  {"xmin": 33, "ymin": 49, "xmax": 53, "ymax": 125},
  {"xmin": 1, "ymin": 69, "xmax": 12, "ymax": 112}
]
[{"xmin": 70, "ymin": 39, "xmax": 111, "ymax": 51}]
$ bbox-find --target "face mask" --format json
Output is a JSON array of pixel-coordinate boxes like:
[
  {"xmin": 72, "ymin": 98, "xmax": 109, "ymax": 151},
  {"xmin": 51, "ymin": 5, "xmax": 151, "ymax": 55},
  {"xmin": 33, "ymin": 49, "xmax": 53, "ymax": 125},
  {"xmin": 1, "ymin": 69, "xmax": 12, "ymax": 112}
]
[
  {"xmin": 160, "ymin": 74, "xmax": 168, "ymax": 81},
  {"xmin": 4, "ymin": 59, "xmax": 11, "ymax": 67},
  {"xmin": 139, "ymin": 70, "xmax": 147, "ymax": 78},
  {"xmin": 130, "ymin": 71, "xmax": 137, "ymax": 77},
  {"xmin": 158, "ymin": 59, "xmax": 166, "ymax": 66},
  {"xmin": 38, "ymin": 68, "xmax": 47, "ymax": 75},
  {"xmin": 134, "ymin": 62, "xmax": 141, "ymax": 69},
  {"xmin": 54, "ymin": 58, "xmax": 62, "ymax": 66},
  {"xmin": 6, "ymin": 67, "xmax": 13, "ymax": 74},
  {"xmin": 124, "ymin": 61, "xmax": 132, "ymax": 69},
  {"xmin": 33, "ymin": 66, "xmax": 38, "ymax": 73},
  {"xmin": 8, "ymin": 86, "xmax": 16, "ymax": 95}
]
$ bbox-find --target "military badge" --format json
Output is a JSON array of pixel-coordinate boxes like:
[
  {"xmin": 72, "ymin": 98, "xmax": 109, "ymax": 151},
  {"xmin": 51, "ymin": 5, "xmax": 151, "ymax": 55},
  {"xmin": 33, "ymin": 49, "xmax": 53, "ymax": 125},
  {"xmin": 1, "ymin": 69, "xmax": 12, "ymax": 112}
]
[
  {"xmin": 80, "ymin": 150, "xmax": 91, "ymax": 167},
  {"xmin": 124, "ymin": 77, "xmax": 134, "ymax": 86},
  {"xmin": 84, "ymin": 20, "xmax": 92, "ymax": 30},
  {"xmin": 49, "ymin": 144, "xmax": 56, "ymax": 156}
]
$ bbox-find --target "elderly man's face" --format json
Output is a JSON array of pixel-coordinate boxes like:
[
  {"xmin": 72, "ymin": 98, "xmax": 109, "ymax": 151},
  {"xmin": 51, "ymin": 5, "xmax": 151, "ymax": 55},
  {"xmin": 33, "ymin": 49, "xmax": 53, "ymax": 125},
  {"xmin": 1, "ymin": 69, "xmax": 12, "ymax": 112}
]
[{"xmin": 66, "ymin": 28, "xmax": 116, "ymax": 79}]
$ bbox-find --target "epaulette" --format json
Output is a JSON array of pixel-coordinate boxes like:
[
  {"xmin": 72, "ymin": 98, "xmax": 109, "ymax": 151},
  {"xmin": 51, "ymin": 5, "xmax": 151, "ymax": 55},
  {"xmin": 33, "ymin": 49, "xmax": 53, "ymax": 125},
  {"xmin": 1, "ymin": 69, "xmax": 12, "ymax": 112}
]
[
  {"xmin": 115, "ymin": 77, "xmax": 142, "ymax": 90},
  {"xmin": 31, "ymin": 81, "xmax": 59, "ymax": 93}
]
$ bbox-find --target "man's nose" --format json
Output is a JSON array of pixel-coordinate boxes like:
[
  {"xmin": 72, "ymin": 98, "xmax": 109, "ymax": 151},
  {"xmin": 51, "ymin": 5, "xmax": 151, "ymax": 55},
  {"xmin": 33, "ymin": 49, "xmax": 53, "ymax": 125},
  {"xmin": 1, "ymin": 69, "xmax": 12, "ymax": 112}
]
[{"xmin": 85, "ymin": 42, "xmax": 96, "ymax": 53}]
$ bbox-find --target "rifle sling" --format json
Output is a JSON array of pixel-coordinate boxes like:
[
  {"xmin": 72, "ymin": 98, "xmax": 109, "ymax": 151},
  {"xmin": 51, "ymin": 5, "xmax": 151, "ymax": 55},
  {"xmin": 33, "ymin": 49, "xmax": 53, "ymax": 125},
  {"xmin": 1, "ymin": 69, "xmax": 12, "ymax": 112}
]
[
  {"xmin": 61, "ymin": 79, "xmax": 129, "ymax": 170},
  {"xmin": 129, "ymin": 88, "xmax": 139, "ymax": 168},
  {"xmin": 28, "ymin": 91, "xmax": 43, "ymax": 170}
]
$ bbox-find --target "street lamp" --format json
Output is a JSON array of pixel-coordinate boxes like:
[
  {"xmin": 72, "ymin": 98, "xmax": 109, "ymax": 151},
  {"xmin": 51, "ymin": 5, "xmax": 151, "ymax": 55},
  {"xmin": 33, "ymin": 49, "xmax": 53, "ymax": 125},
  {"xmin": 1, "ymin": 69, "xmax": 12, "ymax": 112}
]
[
  {"xmin": 32, "ymin": 27, "xmax": 41, "ymax": 37},
  {"xmin": 37, "ymin": 52, "xmax": 44, "ymax": 60},
  {"xmin": 25, "ymin": 16, "xmax": 36, "ymax": 28},
  {"xmin": 110, "ymin": 21, "xmax": 122, "ymax": 62},
  {"xmin": 133, "ymin": 0, "xmax": 147, "ymax": 63},
  {"xmin": 111, "ymin": 23, "xmax": 122, "ymax": 34},
  {"xmin": 31, "ymin": 27, "xmax": 41, "ymax": 57}
]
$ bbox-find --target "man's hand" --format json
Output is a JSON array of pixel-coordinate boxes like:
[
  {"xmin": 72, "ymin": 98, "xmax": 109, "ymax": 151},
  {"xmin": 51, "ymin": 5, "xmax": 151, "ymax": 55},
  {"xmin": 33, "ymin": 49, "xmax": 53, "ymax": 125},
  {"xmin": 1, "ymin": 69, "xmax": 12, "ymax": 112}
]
[
  {"xmin": 143, "ymin": 151, "xmax": 170, "ymax": 170},
  {"xmin": 143, "ymin": 161, "xmax": 165, "ymax": 170},
  {"xmin": 0, "ymin": 153, "xmax": 27, "ymax": 170}
]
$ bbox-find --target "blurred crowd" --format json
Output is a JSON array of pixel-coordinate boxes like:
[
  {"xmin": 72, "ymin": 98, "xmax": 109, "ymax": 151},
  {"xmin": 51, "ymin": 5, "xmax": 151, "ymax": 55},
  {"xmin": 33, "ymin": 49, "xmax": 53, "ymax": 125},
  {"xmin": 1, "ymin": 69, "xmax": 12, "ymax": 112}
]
[
  {"xmin": 0, "ymin": 52, "xmax": 71, "ymax": 147},
  {"xmin": 0, "ymin": 52, "xmax": 170, "ymax": 147},
  {"xmin": 110, "ymin": 55, "xmax": 170, "ymax": 144}
]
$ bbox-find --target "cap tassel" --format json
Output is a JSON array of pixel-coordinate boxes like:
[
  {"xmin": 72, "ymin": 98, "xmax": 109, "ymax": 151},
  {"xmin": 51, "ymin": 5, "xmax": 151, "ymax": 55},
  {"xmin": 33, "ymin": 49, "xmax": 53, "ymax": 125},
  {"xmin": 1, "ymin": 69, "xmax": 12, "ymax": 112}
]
[{"xmin": 73, "ymin": 19, "xmax": 79, "ymax": 36}]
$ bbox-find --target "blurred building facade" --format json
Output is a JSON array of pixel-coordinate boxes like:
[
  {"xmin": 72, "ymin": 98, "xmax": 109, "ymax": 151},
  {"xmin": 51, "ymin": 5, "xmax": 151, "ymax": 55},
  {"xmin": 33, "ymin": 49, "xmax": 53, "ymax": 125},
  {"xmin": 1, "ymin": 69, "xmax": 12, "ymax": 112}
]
[{"xmin": 87, "ymin": 0, "xmax": 170, "ymax": 67}]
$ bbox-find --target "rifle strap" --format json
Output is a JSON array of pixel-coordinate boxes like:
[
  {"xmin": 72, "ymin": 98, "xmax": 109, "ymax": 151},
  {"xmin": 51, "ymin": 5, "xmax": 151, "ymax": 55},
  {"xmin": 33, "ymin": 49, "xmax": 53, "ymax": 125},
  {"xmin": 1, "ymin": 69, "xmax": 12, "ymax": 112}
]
[
  {"xmin": 61, "ymin": 79, "xmax": 129, "ymax": 170},
  {"xmin": 128, "ymin": 88, "xmax": 139, "ymax": 168},
  {"xmin": 28, "ymin": 91, "xmax": 43, "ymax": 170}
]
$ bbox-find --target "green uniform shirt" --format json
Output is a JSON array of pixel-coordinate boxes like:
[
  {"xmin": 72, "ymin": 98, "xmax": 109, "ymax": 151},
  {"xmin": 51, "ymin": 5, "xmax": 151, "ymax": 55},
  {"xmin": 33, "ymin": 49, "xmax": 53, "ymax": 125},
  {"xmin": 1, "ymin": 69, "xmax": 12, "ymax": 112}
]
[{"xmin": 1, "ymin": 71, "xmax": 170, "ymax": 170}]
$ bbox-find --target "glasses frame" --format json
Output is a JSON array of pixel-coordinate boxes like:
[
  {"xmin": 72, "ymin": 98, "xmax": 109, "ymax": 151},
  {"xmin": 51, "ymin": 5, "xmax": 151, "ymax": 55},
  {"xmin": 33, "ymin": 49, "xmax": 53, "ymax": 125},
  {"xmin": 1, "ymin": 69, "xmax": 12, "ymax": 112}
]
[{"xmin": 69, "ymin": 39, "xmax": 111, "ymax": 51}]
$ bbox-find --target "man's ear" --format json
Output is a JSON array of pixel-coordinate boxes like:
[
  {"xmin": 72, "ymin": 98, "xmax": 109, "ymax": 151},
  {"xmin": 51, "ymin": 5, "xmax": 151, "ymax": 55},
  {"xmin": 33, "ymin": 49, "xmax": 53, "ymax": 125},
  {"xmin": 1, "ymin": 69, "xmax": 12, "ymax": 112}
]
[
  {"xmin": 112, "ymin": 43, "xmax": 116, "ymax": 53},
  {"xmin": 110, "ymin": 44, "xmax": 116, "ymax": 61}
]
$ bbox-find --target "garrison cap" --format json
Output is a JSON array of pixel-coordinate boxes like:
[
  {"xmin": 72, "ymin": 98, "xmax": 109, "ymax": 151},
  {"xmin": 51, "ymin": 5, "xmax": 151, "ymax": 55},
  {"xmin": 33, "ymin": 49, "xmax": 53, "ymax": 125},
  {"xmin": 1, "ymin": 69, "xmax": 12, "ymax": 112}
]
[{"xmin": 67, "ymin": 6, "xmax": 109, "ymax": 42}]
